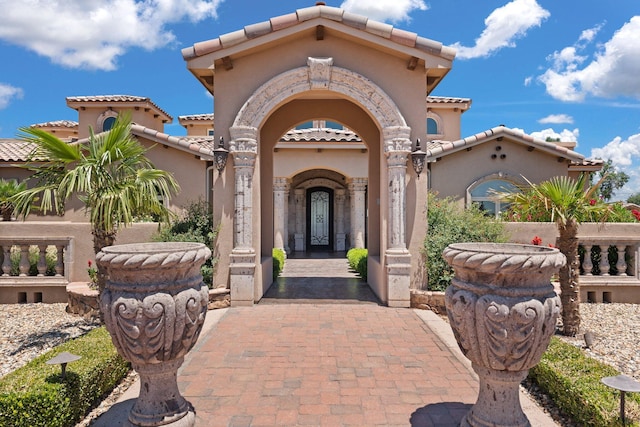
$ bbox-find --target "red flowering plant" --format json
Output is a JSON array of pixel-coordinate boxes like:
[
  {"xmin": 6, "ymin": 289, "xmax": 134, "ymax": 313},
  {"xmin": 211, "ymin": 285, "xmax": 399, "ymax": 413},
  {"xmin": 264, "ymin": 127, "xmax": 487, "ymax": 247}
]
[
  {"xmin": 633, "ymin": 209, "xmax": 640, "ymax": 222},
  {"xmin": 531, "ymin": 236, "xmax": 542, "ymax": 245},
  {"xmin": 87, "ymin": 260, "xmax": 98, "ymax": 290}
]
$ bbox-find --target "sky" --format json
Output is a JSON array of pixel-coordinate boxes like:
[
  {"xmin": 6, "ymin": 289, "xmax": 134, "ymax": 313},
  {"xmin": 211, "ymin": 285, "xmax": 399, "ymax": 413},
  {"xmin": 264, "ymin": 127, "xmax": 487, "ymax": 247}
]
[{"xmin": 0, "ymin": 0, "xmax": 639, "ymax": 200}]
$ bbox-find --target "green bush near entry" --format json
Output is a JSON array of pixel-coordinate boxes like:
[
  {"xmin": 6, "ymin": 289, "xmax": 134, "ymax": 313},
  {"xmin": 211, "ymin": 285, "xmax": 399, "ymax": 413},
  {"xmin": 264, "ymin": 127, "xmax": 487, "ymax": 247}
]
[
  {"xmin": 529, "ymin": 337, "xmax": 640, "ymax": 426},
  {"xmin": 0, "ymin": 327, "xmax": 129, "ymax": 427},
  {"xmin": 346, "ymin": 248, "xmax": 367, "ymax": 280},
  {"xmin": 273, "ymin": 248, "xmax": 285, "ymax": 281},
  {"xmin": 424, "ymin": 192, "xmax": 507, "ymax": 291}
]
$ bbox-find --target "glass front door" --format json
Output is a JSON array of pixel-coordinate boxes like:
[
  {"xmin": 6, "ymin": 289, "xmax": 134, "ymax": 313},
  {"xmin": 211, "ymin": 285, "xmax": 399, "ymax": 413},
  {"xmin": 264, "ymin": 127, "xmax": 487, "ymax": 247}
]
[{"xmin": 306, "ymin": 188, "xmax": 333, "ymax": 251}]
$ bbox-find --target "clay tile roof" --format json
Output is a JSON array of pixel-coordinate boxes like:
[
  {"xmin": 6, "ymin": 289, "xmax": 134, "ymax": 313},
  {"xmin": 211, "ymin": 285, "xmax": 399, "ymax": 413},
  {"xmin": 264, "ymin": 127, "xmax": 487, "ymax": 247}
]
[
  {"xmin": 30, "ymin": 120, "xmax": 78, "ymax": 129},
  {"xmin": 182, "ymin": 4, "xmax": 453, "ymax": 61},
  {"xmin": 178, "ymin": 113, "xmax": 214, "ymax": 121},
  {"xmin": 0, "ymin": 139, "xmax": 38, "ymax": 162},
  {"xmin": 281, "ymin": 127, "xmax": 361, "ymax": 142},
  {"xmin": 66, "ymin": 95, "xmax": 172, "ymax": 121},
  {"xmin": 426, "ymin": 96, "xmax": 471, "ymax": 105},
  {"xmin": 427, "ymin": 125, "xmax": 585, "ymax": 162},
  {"xmin": 130, "ymin": 124, "xmax": 215, "ymax": 159}
]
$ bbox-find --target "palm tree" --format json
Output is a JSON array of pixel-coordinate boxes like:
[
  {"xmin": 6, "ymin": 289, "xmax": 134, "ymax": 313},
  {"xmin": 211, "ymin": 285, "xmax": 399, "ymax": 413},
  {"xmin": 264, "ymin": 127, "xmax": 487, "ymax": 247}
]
[
  {"xmin": 11, "ymin": 114, "xmax": 180, "ymax": 293},
  {"xmin": 499, "ymin": 174, "xmax": 608, "ymax": 336},
  {"xmin": 0, "ymin": 179, "xmax": 27, "ymax": 221}
]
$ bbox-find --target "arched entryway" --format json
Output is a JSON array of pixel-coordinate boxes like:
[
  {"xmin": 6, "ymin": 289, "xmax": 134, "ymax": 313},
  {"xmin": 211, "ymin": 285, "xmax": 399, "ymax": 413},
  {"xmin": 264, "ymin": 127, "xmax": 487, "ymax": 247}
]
[{"xmin": 226, "ymin": 57, "xmax": 414, "ymax": 307}]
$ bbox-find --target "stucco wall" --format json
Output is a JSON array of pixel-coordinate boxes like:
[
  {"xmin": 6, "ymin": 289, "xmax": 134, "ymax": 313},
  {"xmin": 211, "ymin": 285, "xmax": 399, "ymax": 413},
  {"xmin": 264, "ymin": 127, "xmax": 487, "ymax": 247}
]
[{"xmin": 430, "ymin": 138, "xmax": 569, "ymax": 205}]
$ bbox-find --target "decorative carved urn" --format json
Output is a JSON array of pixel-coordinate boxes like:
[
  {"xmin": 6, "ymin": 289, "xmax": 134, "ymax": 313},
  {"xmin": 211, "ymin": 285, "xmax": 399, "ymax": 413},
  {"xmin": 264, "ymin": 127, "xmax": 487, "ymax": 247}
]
[
  {"xmin": 97, "ymin": 242, "xmax": 211, "ymax": 427},
  {"xmin": 442, "ymin": 243, "xmax": 565, "ymax": 427}
]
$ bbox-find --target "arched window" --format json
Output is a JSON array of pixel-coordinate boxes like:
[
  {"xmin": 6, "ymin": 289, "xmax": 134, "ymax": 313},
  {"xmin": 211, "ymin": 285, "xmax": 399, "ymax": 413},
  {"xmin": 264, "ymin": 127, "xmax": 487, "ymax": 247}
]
[
  {"xmin": 427, "ymin": 117, "xmax": 438, "ymax": 135},
  {"xmin": 102, "ymin": 116, "xmax": 117, "ymax": 131},
  {"xmin": 97, "ymin": 110, "xmax": 119, "ymax": 132},
  {"xmin": 468, "ymin": 178, "xmax": 519, "ymax": 217}
]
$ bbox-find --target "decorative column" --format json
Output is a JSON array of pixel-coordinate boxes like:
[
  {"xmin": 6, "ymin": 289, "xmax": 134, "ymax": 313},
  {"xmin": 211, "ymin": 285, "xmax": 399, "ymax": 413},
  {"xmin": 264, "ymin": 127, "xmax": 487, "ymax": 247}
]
[
  {"xmin": 229, "ymin": 125, "xmax": 258, "ymax": 307},
  {"xmin": 273, "ymin": 177, "xmax": 290, "ymax": 254},
  {"xmin": 443, "ymin": 243, "xmax": 565, "ymax": 427},
  {"xmin": 335, "ymin": 189, "xmax": 346, "ymax": 251},
  {"xmin": 348, "ymin": 178, "xmax": 367, "ymax": 249},
  {"xmin": 294, "ymin": 189, "xmax": 305, "ymax": 252},
  {"xmin": 383, "ymin": 126, "xmax": 412, "ymax": 307}
]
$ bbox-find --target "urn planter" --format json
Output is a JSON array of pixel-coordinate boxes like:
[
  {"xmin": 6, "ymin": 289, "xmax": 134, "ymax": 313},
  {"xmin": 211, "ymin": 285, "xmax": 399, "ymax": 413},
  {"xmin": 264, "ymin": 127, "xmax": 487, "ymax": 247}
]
[
  {"xmin": 97, "ymin": 242, "xmax": 211, "ymax": 427},
  {"xmin": 442, "ymin": 243, "xmax": 565, "ymax": 427}
]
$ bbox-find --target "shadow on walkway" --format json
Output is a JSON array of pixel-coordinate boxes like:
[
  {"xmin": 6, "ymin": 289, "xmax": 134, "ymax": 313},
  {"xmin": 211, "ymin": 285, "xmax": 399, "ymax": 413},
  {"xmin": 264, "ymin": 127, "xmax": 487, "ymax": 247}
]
[{"xmin": 260, "ymin": 252, "xmax": 381, "ymax": 305}]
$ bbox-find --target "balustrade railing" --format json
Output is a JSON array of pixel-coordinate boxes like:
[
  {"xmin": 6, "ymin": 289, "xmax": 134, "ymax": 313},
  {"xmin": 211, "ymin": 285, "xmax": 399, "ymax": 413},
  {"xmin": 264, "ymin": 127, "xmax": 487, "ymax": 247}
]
[
  {"xmin": 0, "ymin": 238, "xmax": 71, "ymax": 280},
  {"xmin": 579, "ymin": 238, "xmax": 639, "ymax": 279}
]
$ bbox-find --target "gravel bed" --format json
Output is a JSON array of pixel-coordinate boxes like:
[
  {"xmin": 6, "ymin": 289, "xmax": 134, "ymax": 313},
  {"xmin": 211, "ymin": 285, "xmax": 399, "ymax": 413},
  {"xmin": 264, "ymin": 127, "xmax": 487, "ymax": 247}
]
[{"xmin": 0, "ymin": 303, "xmax": 99, "ymax": 378}]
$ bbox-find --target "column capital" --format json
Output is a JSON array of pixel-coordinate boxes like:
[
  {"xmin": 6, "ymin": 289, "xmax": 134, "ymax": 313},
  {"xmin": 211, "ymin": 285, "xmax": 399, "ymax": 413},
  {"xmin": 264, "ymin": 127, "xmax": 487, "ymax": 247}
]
[
  {"xmin": 273, "ymin": 177, "xmax": 290, "ymax": 192},
  {"xmin": 382, "ymin": 126, "xmax": 412, "ymax": 153},
  {"xmin": 348, "ymin": 177, "xmax": 368, "ymax": 192}
]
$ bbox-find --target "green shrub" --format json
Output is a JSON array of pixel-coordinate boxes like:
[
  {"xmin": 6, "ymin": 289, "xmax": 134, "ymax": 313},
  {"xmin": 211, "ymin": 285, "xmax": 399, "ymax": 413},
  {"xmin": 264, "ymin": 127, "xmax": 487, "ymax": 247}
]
[
  {"xmin": 346, "ymin": 248, "xmax": 367, "ymax": 280},
  {"xmin": 272, "ymin": 248, "xmax": 285, "ymax": 281},
  {"xmin": 154, "ymin": 199, "xmax": 219, "ymax": 287},
  {"xmin": 0, "ymin": 327, "xmax": 130, "ymax": 427},
  {"xmin": 425, "ymin": 192, "xmax": 507, "ymax": 291},
  {"xmin": 8, "ymin": 245, "xmax": 58, "ymax": 276},
  {"xmin": 529, "ymin": 337, "xmax": 640, "ymax": 426}
]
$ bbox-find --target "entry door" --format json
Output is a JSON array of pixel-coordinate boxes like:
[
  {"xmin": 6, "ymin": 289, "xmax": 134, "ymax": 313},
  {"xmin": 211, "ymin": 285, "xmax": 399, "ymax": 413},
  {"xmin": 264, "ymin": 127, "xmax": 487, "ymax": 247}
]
[{"xmin": 306, "ymin": 187, "xmax": 333, "ymax": 251}]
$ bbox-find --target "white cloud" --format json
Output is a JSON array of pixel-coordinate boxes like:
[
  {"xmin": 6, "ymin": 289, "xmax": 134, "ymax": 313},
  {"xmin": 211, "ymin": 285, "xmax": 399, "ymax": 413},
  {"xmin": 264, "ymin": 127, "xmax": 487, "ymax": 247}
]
[
  {"xmin": 0, "ymin": 84, "xmax": 24, "ymax": 109},
  {"xmin": 340, "ymin": 0, "xmax": 427, "ymax": 24},
  {"xmin": 578, "ymin": 22, "xmax": 605, "ymax": 44},
  {"xmin": 0, "ymin": 0, "xmax": 223, "ymax": 71},
  {"xmin": 538, "ymin": 114, "xmax": 574, "ymax": 124},
  {"xmin": 591, "ymin": 133, "xmax": 640, "ymax": 167},
  {"xmin": 530, "ymin": 127, "xmax": 579, "ymax": 143},
  {"xmin": 524, "ymin": 76, "xmax": 533, "ymax": 86},
  {"xmin": 539, "ymin": 17, "xmax": 640, "ymax": 102},
  {"xmin": 591, "ymin": 133, "xmax": 640, "ymax": 200},
  {"xmin": 451, "ymin": 0, "xmax": 549, "ymax": 59}
]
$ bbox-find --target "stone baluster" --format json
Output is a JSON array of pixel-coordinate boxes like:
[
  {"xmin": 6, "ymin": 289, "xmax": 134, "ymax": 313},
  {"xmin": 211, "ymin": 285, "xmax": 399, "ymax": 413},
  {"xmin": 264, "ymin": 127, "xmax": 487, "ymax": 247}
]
[
  {"xmin": 335, "ymin": 189, "xmax": 346, "ymax": 251},
  {"xmin": 19, "ymin": 245, "xmax": 29, "ymax": 276},
  {"xmin": 348, "ymin": 178, "xmax": 367, "ymax": 249},
  {"xmin": 37, "ymin": 244, "xmax": 47, "ymax": 276},
  {"xmin": 599, "ymin": 245, "xmax": 610, "ymax": 276},
  {"xmin": 2, "ymin": 245, "xmax": 11, "ymax": 276},
  {"xmin": 294, "ymin": 189, "xmax": 305, "ymax": 251},
  {"xmin": 55, "ymin": 245, "xmax": 64, "ymax": 277},
  {"xmin": 582, "ymin": 244, "xmax": 593, "ymax": 275},
  {"xmin": 616, "ymin": 245, "xmax": 628, "ymax": 276}
]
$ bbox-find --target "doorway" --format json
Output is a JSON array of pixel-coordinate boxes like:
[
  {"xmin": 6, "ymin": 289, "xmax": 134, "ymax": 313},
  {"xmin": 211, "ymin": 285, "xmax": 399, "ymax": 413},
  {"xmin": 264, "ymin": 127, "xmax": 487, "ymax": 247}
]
[{"xmin": 306, "ymin": 187, "xmax": 333, "ymax": 251}]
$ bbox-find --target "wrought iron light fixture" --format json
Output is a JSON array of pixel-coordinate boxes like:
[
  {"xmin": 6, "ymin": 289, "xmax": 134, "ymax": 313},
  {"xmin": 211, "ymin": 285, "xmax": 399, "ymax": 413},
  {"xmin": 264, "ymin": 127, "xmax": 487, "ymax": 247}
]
[
  {"xmin": 411, "ymin": 138, "xmax": 427, "ymax": 177},
  {"xmin": 213, "ymin": 136, "xmax": 229, "ymax": 174}
]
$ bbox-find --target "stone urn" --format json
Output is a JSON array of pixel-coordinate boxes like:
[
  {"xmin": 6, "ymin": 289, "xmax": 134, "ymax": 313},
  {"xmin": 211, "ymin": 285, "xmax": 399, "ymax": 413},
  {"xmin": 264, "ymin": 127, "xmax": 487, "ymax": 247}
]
[
  {"xmin": 442, "ymin": 243, "xmax": 565, "ymax": 427},
  {"xmin": 97, "ymin": 242, "xmax": 211, "ymax": 427}
]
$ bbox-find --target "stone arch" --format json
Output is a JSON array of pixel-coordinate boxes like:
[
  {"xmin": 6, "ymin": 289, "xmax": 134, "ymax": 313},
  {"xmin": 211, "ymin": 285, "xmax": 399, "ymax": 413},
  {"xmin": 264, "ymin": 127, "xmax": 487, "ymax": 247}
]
[{"xmin": 230, "ymin": 57, "xmax": 409, "ymax": 139}]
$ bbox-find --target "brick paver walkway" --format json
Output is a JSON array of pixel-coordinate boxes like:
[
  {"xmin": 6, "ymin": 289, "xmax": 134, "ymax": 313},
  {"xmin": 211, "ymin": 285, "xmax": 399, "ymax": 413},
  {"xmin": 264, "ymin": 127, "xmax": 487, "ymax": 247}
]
[{"xmin": 180, "ymin": 305, "xmax": 477, "ymax": 426}]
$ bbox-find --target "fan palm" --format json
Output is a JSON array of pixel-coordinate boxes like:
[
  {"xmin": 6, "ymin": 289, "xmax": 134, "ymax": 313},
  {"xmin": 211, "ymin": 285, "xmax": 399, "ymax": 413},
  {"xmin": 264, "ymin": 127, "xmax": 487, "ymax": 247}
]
[
  {"xmin": 0, "ymin": 179, "xmax": 27, "ymax": 221},
  {"xmin": 11, "ymin": 114, "xmax": 180, "ymax": 292},
  {"xmin": 499, "ymin": 173, "xmax": 609, "ymax": 336}
]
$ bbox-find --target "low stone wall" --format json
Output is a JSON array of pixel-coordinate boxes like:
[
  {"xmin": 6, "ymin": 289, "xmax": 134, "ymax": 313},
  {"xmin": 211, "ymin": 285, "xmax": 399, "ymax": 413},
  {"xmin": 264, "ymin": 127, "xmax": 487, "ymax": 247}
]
[
  {"xmin": 66, "ymin": 282, "xmax": 99, "ymax": 320},
  {"xmin": 410, "ymin": 290, "xmax": 446, "ymax": 314}
]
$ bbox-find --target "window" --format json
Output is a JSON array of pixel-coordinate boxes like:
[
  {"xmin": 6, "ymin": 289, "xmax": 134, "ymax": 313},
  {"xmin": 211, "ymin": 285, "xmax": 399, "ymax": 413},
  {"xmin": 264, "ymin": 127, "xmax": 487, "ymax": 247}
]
[
  {"xmin": 427, "ymin": 118, "xmax": 438, "ymax": 135},
  {"xmin": 295, "ymin": 121, "xmax": 313, "ymax": 130},
  {"xmin": 469, "ymin": 179, "xmax": 518, "ymax": 217},
  {"xmin": 102, "ymin": 116, "xmax": 116, "ymax": 132},
  {"xmin": 207, "ymin": 129, "xmax": 215, "ymax": 136}
]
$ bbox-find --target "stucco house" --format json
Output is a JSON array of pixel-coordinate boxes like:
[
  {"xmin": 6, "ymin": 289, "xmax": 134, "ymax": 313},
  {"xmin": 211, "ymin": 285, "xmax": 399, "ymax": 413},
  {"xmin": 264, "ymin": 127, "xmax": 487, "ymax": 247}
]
[{"xmin": 0, "ymin": 3, "xmax": 603, "ymax": 306}]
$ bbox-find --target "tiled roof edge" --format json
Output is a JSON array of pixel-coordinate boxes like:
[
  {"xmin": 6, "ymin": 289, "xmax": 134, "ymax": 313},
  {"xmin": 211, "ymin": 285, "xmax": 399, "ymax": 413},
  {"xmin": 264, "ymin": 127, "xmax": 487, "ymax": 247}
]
[{"xmin": 182, "ymin": 5, "xmax": 449, "ymax": 61}]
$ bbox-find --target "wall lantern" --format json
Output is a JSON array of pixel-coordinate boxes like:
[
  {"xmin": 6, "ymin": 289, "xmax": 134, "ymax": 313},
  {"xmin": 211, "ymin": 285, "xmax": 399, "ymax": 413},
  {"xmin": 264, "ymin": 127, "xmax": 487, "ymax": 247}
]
[
  {"xmin": 213, "ymin": 136, "xmax": 229, "ymax": 174},
  {"xmin": 411, "ymin": 138, "xmax": 427, "ymax": 177}
]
